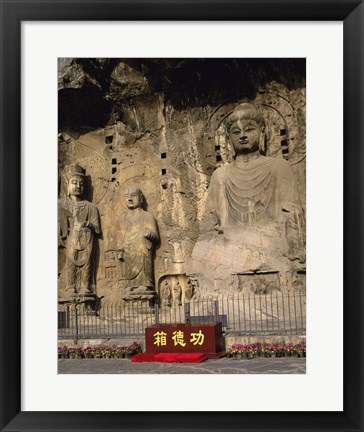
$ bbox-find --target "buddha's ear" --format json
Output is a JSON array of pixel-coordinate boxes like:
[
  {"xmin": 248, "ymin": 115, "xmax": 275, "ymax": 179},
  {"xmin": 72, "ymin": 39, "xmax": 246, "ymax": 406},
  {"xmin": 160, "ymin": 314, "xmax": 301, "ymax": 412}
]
[
  {"xmin": 226, "ymin": 132, "xmax": 236, "ymax": 158},
  {"xmin": 63, "ymin": 174, "xmax": 70, "ymax": 196},
  {"xmin": 259, "ymin": 132, "xmax": 266, "ymax": 154}
]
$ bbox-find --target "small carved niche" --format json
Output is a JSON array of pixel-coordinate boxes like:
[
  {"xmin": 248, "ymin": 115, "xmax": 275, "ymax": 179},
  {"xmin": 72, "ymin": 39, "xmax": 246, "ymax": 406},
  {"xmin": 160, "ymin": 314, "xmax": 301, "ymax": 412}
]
[
  {"xmin": 236, "ymin": 271, "xmax": 280, "ymax": 295},
  {"xmin": 104, "ymin": 250, "xmax": 118, "ymax": 281},
  {"xmin": 291, "ymin": 268, "xmax": 306, "ymax": 291},
  {"xmin": 157, "ymin": 274, "xmax": 194, "ymax": 308},
  {"xmin": 105, "ymin": 266, "xmax": 118, "ymax": 280}
]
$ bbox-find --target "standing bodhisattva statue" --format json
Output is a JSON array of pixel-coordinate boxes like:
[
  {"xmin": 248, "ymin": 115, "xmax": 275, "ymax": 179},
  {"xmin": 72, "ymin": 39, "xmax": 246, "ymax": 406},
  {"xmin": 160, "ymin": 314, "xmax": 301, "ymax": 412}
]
[
  {"xmin": 58, "ymin": 163, "xmax": 101, "ymax": 294},
  {"xmin": 118, "ymin": 186, "xmax": 159, "ymax": 298}
]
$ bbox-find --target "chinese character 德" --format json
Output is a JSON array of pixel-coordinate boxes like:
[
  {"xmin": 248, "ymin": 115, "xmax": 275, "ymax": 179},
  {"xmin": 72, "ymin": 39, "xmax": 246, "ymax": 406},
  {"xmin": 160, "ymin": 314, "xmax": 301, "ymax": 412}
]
[
  {"xmin": 172, "ymin": 330, "xmax": 186, "ymax": 347},
  {"xmin": 153, "ymin": 331, "xmax": 167, "ymax": 346},
  {"xmin": 190, "ymin": 330, "xmax": 205, "ymax": 346}
]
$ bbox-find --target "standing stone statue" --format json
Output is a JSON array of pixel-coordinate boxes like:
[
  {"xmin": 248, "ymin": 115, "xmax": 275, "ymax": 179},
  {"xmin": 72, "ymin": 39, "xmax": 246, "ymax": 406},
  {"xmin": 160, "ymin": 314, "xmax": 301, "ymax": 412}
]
[
  {"xmin": 160, "ymin": 279, "xmax": 172, "ymax": 307},
  {"xmin": 184, "ymin": 278, "xmax": 194, "ymax": 303},
  {"xmin": 58, "ymin": 163, "xmax": 101, "ymax": 295},
  {"xmin": 189, "ymin": 103, "xmax": 305, "ymax": 292},
  {"xmin": 118, "ymin": 186, "xmax": 159, "ymax": 300},
  {"xmin": 172, "ymin": 279, "xmax": 182, "ymax": 307}
]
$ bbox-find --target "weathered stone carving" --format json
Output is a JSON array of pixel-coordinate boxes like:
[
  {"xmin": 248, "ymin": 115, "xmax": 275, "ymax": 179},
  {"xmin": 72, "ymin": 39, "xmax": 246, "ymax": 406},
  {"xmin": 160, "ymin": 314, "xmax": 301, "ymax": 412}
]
[
  {"xmin": 172, "ymin": 280, "xmax": 182, "ymax": 307},
  {"xmin": 58, "ymin": 163, "xmax": 101, "ymax": 296},
  {"xmin": 282, "ymin": 203, "xmax": 305, "ymax": 263},
  {"xmin": 184, "ymin": 278, "xmax": 194, "ymax": 303},
  {"xmin": 200, "ymin": 103, "xmax": 303, "ymax": 233},
  {"xmin": 160, "ymin": 279, "xmax": 172, "ymax": 307},
  {"xmin": 158, "ymin": 274, "xmax": 195, "ymax": 307},
  {"xmin": 58, "ymin": 60, "xmax": 306, "ymax": 304},
  {"xmin": 188, "ymin": 103, "xmax": 305, "ymax": 292},
  {"xmin": 290, "ymin": 268, "xmax": 306, "ymax": 291},
  {"xmin": 118, "ymin": 186, "xmax": 159, "ymax": 301},
  {"xmin": 236, "ymin": 272, "xmax": 280, "ymax": 295}
]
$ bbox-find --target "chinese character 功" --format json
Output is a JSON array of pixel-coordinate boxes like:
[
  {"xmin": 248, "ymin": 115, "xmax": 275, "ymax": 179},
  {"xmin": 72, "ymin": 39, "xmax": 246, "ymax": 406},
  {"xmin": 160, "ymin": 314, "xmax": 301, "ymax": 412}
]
[
  {"xmin": 172, "ymin": 330, "xmax": 186, "ymax": 347},
  {"xmin": 153, "ymin": 331, "xmax": 167, "ymax": 346},
  {"xmin": 190, "ymin": 330, "xmax": 205, "ymax": 346}
]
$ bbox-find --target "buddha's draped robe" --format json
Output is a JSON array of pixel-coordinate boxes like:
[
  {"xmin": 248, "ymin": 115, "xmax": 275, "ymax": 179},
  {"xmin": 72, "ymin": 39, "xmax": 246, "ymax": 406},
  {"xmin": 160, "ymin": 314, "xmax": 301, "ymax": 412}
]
[
  {"xmin": 118, "ymin": 209, "xmax": 159, "ymax": 288},
  {"xmin": 58, "ymin": 198, "xmax": 100, "ymax": 292},
  {"xmin": 199, "ymin": 156, "xmax": 301, "ymax": 233}
]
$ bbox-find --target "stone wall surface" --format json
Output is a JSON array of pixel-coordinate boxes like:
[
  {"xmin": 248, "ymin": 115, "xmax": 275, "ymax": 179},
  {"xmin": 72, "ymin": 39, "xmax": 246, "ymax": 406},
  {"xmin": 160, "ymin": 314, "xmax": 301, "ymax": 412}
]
[{"xmin": 58, "ymin": 59, "xmax": 306, "ymax": 304}]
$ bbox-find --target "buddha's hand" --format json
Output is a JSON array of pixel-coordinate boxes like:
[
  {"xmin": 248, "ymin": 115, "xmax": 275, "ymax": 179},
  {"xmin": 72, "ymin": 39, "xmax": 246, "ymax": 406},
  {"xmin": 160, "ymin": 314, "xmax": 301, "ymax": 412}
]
[
  {"xmin": 81, "ymin": 221, "xmax": 93, "ymax": 230},
  {"xmin": 142, "ymin": 230, "xmax": 153, "ymax": 240}
]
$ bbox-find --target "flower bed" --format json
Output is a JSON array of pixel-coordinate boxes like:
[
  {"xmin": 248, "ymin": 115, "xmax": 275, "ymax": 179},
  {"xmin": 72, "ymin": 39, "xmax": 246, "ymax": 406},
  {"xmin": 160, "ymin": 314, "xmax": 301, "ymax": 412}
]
[
  {"xmin": 225, "ymin": 340, "xmax": 306, "ymax": 359},
  {"xmin": 58, "ymin": 342, "xmax": 142, "ymax": 359}
]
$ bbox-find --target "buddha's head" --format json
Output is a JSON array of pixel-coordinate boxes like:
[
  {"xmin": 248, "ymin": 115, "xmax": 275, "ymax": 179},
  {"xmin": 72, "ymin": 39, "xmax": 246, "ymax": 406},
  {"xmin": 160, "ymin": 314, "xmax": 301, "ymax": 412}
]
[
  {"xmin": 226, "ymin": 103, "xmax": 266, "ymax": 156},
  {"xmin": 63, "ymin": 163, "xmax": 86, "ymax": 198},
  {"xmin": 125, "ymin": 185, "xmax": 143, "ymax": 210}
]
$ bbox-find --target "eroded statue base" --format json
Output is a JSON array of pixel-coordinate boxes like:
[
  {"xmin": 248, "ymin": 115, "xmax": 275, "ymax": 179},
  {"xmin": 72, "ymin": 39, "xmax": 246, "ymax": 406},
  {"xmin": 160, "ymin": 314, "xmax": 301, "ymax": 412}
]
[
  {"xmin": 121, "ymin": 286, "xmax": 157, "ymax": 312},
  {"xmin": 58, "ymin": 292, "xmax": 97, "ymax": 316}
]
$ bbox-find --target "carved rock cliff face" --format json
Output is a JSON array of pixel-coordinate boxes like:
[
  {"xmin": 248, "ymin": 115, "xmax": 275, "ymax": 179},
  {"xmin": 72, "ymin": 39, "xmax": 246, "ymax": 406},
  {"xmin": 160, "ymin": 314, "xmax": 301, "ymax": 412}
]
[{"xmin": 58, "ymin": 58, "xmax": 306, "ymax": 301}]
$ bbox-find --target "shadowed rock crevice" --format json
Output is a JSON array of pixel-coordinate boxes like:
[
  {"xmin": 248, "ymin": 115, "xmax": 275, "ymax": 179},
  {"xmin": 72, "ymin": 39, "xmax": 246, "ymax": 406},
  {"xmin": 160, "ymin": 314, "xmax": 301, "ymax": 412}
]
[
  {"xmin": 58, "ymin": 58, "xmax": 305, "ymax": 135},
  {"xmin": 58, "ymin": 88, "xmax": 113, "ymax": 136}
]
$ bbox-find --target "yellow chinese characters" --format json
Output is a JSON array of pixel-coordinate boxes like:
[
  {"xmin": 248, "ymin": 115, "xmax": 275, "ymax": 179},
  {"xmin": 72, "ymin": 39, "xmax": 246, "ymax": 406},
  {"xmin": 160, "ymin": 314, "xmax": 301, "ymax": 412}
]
[
  {"xmin": 153, "ymin": 331, "xmax": 167, "ymax": 346},
  {"xmin": 172, "ymin": 330, "xmax": 187, "ymax": 347},
  {"xmin": 190, "ymin": 330, "xmax": 205, "ymax": 346}
]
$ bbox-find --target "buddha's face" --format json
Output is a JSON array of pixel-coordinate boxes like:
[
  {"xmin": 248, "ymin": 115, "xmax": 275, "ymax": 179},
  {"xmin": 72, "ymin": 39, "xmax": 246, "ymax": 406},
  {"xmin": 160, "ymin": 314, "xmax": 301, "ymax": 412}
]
[
  {"xmin": 229, "ymin": 119, "xmax": 262, "ymax": 155},
  {"xmin": 68, "ymin": 175, "xmax": 84, "ymax": 197},
  {"xmin": 125, "ymin": 187, "xmax": 142, "ymax": 210}
]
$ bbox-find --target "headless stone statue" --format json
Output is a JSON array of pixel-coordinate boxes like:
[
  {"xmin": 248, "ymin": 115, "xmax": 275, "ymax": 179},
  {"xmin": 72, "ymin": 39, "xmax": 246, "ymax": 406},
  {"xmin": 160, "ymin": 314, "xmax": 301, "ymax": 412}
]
[
  {"xmin": 188, "ymin": 103, "xmax": 305, "ymax": 293},
  {"xmin": 58, "ymin": 163, "xmax": 101, "ymax": 295},
  {"xmin": 118, "ymin": 186, "xmax": 159, "ymax": 301}
]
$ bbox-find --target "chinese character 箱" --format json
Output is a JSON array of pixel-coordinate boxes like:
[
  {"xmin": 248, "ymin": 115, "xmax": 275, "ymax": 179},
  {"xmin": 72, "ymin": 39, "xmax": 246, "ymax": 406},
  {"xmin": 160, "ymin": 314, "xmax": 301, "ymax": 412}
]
[
  {"xmin": 190, "ymin": 330, "xmax": 205, "ymax": 346},
  {"xmin": 172, "ymin": 330, "xmax": 186, "ymax": 347},
  {"xmin": 153, "ymin": 331, "xmax": 167, "ymax": 346}
]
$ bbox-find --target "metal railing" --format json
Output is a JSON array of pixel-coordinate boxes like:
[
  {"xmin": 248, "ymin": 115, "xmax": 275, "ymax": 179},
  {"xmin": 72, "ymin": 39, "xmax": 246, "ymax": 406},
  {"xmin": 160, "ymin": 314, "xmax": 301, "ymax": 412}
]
[{"xmin": 58, "ymin": 291, "xmax": 306, "ymax": 340}]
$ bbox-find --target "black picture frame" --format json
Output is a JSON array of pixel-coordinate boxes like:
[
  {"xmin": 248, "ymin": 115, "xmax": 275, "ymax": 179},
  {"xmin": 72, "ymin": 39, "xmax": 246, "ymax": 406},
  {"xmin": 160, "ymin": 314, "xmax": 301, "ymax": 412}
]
[{"xmin": 0, "ymin": 1, "xmax": 363, "ymax": 431}]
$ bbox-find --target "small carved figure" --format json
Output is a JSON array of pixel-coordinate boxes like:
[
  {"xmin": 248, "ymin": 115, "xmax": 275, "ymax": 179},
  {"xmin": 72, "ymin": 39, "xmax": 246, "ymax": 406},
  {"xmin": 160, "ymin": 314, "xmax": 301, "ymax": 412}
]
[
  {"xmin": 184, "ymin": 279, "xmax": 194, "ymax": 303},
  {"xmin": 282, "ymin": 203, "xmax": 305, "ymax": 263},
  {"xmin": 118, "ymin": 186, "xmax": 159, "ymax": 297},
  {"xmin": 172, "ymin": 280, "xmax": 182, "ymax": 307},
  {"xmin": 160, "ymin": 279, "xmax": 171, "ymax": 307},
  {"xmin": 58, "ymin": 163, "xmax": 101, "ymax": 294}
]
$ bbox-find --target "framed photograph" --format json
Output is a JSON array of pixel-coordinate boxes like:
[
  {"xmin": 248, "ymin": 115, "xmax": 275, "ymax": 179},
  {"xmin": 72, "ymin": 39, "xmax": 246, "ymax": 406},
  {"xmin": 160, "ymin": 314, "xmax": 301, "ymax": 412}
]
[{"xmin": 0, "ymin": 0, "xmax": 362, "ymax": 431}]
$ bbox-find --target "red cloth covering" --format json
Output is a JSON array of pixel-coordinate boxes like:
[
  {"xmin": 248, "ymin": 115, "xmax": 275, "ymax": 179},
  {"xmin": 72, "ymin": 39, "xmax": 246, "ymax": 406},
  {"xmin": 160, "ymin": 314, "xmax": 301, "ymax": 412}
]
[
  {"xmin": 131, "ymin": 353, "xmax": 158, "ymax": 362},
  {"xmin": 175, "ymin": 353, "xmax": 208, "ymax": 363},
  {"xmin": 131, "ymin": 352, "xmax": 207, "ymax": 363},
  {"xmin": 154, "ymin": 353, "xmax": 179, "ymax": 362}
]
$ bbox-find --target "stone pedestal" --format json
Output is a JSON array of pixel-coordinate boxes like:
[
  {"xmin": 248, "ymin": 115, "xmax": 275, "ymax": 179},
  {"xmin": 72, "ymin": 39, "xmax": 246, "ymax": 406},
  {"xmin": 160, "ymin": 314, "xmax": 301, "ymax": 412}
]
[
  {"xmin": 121, "ymin": 287, "xmax": 158, "ymax": 311},
  {"xmin": 70, "ymin": 293, "xmax": 97, "ymax": 315}
]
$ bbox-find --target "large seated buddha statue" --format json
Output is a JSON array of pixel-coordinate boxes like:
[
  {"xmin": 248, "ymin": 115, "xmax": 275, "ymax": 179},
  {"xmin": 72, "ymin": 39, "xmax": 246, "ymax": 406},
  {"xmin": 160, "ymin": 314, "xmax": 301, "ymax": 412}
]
[{"xmin": 188, "ymin": 103, "xmax": 305, "ymax": 294}]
